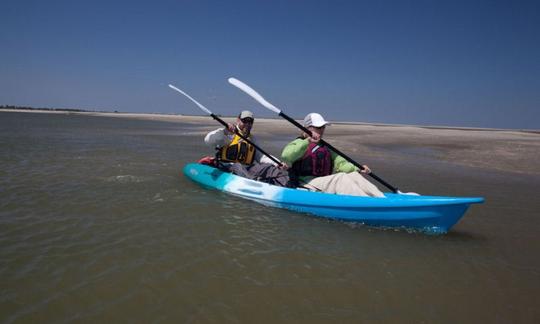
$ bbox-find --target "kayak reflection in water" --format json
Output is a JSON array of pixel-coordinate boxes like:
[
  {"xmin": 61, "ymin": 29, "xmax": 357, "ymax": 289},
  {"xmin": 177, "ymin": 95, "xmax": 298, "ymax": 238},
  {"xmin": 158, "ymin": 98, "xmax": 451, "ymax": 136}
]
[
  {"xmin": 203, "ymin": 110, "xmax": 294, "ymax": 187},
  {"xmin": 281, "ymin": 113, "xmax": 385, "ymax": 197}
]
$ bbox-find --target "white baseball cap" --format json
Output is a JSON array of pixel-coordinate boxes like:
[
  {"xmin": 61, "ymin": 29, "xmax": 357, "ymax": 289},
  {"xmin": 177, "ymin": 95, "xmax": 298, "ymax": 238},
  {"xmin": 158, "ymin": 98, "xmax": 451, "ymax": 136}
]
[
  {"xmin": 239, "ymin": 110, "xmax": 254, "ymax": 120},
  {"xmin": 303, "ymin": 113, "xmax": 330, "ymax": 127}
]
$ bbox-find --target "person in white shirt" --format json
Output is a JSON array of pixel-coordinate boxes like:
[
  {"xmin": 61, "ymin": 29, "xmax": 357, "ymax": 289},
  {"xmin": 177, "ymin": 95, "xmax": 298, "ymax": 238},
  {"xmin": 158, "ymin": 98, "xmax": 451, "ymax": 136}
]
[{"xmin": 204, "ymin": 110, "xmax": 292, "ymax": 187}]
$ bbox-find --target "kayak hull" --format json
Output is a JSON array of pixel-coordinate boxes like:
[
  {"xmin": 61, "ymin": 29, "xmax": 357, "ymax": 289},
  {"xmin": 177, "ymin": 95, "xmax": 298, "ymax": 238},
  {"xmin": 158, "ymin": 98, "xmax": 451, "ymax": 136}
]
[{"xmin": 183, "ymin": 163, "xmax": 484, "ymax": 234}]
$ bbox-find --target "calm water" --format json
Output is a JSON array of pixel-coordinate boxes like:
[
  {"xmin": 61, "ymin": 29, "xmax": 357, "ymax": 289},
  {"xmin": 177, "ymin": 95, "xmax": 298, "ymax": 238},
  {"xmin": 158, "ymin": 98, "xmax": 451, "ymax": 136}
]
[{"xmin": 1, "ymin": 112, "xmax": 539, "ymax": 323}]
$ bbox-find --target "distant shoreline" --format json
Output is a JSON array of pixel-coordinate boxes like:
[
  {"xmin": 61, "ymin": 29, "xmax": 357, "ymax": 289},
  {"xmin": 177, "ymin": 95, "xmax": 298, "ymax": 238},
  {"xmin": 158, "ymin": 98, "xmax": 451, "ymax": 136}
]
[
  {"xmin": 1, "ymin": 106, "xmax": 538, "ymax": 133},
  {"xmin": 2, "ymin": 107, "xmax": 539, "ymax": 175},
  {"xmin": 0, "ymin": 105, "xmax": 103, "ymax": 113}
]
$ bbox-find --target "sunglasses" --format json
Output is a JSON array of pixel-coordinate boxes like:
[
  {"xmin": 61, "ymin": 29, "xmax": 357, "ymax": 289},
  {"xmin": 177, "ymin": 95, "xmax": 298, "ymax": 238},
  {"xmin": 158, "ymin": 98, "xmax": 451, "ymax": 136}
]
[{"xmin": 241, "ymin": 118, "xmax": 254, "ymax": 124}]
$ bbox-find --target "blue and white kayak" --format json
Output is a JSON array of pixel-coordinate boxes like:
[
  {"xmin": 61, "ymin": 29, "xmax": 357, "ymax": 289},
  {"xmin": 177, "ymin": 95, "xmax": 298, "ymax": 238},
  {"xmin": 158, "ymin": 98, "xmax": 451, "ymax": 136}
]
[{"xmin": 183, "ymin": 163, "xmax": 484, "ymax": 234}]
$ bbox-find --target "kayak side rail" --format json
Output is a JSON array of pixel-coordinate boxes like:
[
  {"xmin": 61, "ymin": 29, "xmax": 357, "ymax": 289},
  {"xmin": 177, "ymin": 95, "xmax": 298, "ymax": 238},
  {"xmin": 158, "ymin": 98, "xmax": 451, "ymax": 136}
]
[{"xmin": 184, "ymin": 163, "xmax": 485, "ymax": 209}]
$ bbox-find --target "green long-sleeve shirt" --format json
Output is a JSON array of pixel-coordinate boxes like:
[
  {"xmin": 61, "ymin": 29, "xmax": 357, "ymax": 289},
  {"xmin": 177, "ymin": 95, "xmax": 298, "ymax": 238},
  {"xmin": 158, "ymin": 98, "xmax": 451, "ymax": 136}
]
[{"xmin": 281, "ymin": 138, "xmax": 358, "ymax": 176}]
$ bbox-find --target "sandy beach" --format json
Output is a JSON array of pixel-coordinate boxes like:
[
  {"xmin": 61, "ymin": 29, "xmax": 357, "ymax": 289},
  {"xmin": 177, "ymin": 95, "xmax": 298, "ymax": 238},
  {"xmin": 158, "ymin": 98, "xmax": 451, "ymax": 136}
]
[{"xmin": 3, "ymin": 108, "xmax": 538, "ymax": 176}]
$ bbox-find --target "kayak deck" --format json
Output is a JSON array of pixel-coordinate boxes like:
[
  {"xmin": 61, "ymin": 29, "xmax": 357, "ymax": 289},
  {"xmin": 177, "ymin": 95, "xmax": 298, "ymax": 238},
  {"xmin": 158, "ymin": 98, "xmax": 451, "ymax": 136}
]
[{"xmin": 183, "ymin": 163, "xmax": 484, "ymax": 234}]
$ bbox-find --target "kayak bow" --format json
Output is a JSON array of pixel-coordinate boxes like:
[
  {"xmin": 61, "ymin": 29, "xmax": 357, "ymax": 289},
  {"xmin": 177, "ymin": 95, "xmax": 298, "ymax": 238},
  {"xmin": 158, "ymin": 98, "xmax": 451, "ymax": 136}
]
[{"xmin": 183, "ymin": 163, "xmax": 484, "ymax": 234}]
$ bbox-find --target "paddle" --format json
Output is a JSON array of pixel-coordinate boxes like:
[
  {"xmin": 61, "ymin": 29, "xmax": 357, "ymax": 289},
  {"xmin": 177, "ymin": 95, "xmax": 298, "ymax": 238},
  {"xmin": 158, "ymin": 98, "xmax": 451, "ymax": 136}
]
[
  {"xmin": 168, "ymin": 84, "xmax": 284, "ymax": 167},
  {"xmin": 227, "ymin": 77, "xmax": 401, "ymax": 194}
]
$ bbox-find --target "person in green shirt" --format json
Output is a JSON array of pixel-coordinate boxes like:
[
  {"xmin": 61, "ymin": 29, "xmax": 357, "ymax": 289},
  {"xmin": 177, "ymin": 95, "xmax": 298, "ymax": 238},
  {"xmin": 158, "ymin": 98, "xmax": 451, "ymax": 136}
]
[{"xmin": 281, "ymin": 113, "xmax": 385, "ymax": 197}]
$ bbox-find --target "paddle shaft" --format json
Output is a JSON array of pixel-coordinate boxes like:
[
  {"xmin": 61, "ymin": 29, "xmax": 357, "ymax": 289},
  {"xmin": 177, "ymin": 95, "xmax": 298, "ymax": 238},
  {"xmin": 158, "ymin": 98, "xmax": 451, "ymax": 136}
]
[
  {"xmin": 227, "ymin": 78, "xmax": 400, "ymax": 193},
  {"xmin": 210, "ymin": 114, "xmax": 283, "ymax": 166},
  {"xmin": 167, "ymin": 84, "xmax": 283, "ymax": 167},
  {"xmin": 278, "ymin": 112, "xmax": 399, "ymax": 193}
]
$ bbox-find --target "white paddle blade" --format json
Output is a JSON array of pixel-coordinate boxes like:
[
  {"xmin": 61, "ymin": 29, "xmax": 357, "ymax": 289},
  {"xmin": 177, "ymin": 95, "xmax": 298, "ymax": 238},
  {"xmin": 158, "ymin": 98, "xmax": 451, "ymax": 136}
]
[
  {"xmin": 228, "ymin": 77, "xmax": 281, "ymax": 114},
  {"xmin": 168, "ymin": 84, "xmax": 212, "ymax": 115}
]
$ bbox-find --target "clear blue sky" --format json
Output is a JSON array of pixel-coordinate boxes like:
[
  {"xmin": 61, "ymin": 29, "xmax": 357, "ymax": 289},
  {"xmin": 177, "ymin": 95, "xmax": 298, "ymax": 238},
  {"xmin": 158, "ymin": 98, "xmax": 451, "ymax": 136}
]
[{"xmin": 1, "ymin": 0, "xmax": 539, "ymax": 129}]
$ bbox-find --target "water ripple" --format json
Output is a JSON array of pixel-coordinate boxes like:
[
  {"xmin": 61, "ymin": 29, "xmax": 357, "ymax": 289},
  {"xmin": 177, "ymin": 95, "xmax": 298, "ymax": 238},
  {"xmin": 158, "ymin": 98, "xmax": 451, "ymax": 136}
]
[{"xmin": 1, "ymin": 112, "xmax": 539, "ymax": 322}]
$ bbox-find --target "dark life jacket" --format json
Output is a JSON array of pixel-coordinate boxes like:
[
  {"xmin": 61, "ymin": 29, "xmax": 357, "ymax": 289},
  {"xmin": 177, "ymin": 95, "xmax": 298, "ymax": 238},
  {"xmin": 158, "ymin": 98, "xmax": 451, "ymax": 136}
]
[{"xmin": 292, "ymin": 142, "xmax": 333, "ymax": 177}]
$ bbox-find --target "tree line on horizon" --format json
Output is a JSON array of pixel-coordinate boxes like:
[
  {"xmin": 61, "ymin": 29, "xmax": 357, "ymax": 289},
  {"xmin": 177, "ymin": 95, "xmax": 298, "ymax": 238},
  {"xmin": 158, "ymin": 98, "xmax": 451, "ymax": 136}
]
[{"xmin": 0, "ymin": 105, "xmax": 116, "ymax": 113}]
